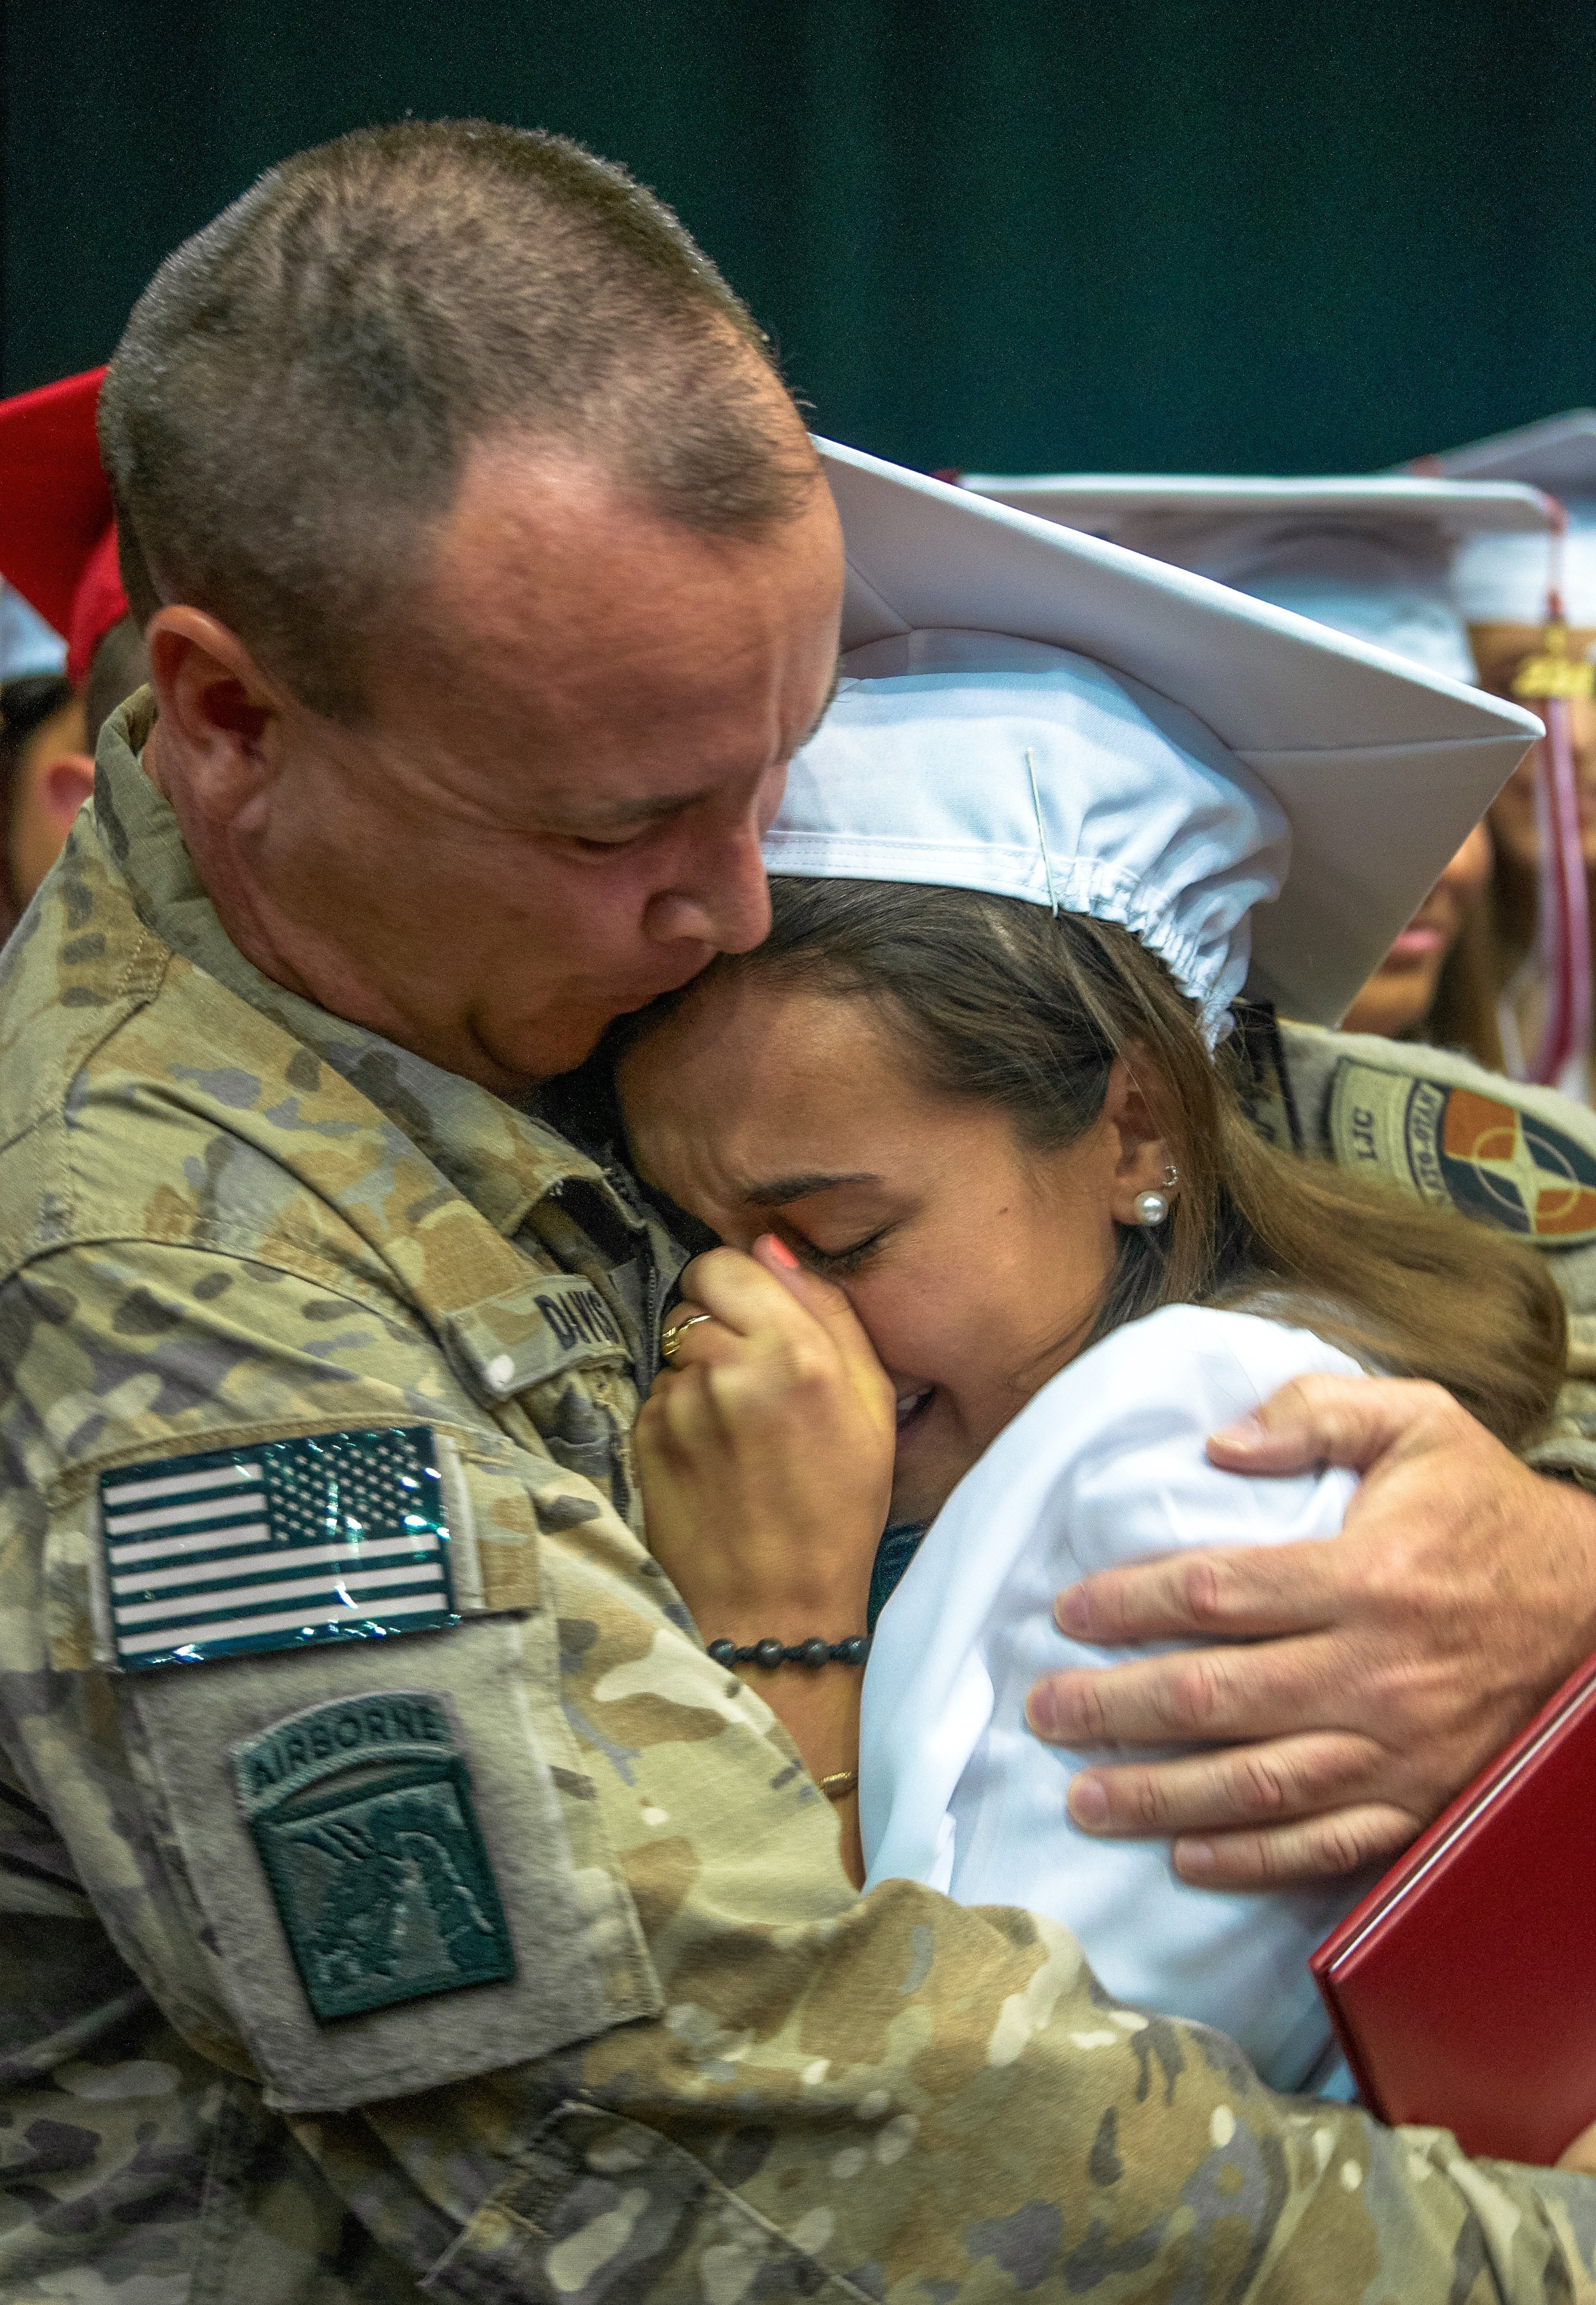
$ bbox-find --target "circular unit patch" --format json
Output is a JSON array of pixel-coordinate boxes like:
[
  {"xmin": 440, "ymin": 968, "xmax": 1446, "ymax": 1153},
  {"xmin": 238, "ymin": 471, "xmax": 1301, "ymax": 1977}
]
[
  {"xmin": 1329, "ymin": 1062, "xmax": 1596, "ymax": 1247},
  {"xmin": 1438, "ymin": 1088, "xmax": 1596, "ymax": 1241}
]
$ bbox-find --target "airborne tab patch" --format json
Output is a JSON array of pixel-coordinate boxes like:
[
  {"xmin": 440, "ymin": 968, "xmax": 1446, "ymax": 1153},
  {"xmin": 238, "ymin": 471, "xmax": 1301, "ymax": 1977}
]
[
  {"xmin": 1329, "ymin": 1061, "xmax": 1596, "ymax": 1245},
  {"xmin": 98, "ymin": 1427, "xmax": 457, "ymax": 1672},
  {"xmin": 233, "ymin": 1692, "xmax": 515, "ymax": 2023}
]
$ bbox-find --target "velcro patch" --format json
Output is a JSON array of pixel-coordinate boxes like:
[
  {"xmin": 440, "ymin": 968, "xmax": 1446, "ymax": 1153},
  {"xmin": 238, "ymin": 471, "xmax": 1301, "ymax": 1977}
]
[
  {"xmin": 1329, "ymin": 1060, "xmax": 1596, "ymax": 1245},
  {"xmin": 233, "ymin": 1692, "xmax": 515, "ymax": 2023},
  {"xmin": 99, "ymin": 1427, "xmax": 456, "ymax": 1672},
  {"xmin": 443, "ymin": 1272, "xmax": 631, "ymax": 1402}
]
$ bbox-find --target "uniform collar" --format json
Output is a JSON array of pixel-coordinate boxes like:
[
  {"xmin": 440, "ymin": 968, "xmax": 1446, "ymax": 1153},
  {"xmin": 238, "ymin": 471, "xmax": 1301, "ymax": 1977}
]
[{"xmin": 94, "ymin": 689, "xmax": 645, "ymax": 1247}]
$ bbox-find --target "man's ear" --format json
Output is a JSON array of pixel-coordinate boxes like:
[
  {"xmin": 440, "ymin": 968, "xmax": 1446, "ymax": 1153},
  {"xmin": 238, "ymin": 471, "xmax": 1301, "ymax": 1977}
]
[
  {"xmin": 1101, "ymin": 1049, "xmax": 1177, "ymax": 1224},
  {"xmin": 145, "ymin": 606, "xmax": 288, "ymax": 815},
  {"xmin": 40, "ymin": 754, "xmax": 96, "ymax": 837}
]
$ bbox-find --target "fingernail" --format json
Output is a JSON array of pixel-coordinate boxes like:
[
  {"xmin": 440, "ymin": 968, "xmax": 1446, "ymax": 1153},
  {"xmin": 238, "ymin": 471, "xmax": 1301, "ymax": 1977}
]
[
  {"xmin": 1055, "ymin": 1584, "xmax": 1092, "ymax": 1635},
  {"xmin": 758, "ymin": 1233, "xmax": 800, "ymax": 1269},
  {"xmin": 1025, "ymin": 1688, "xmax": 1060, "ymax": 1739},
  {"xmin": 1178, "ymin": 1840, "xmax": 1216, "ymax": 1876},
  {"xmin": 1209, "ymin": 1414, "xmax": 1265, "ymax": 1451},
  {"xmin": 1067, "ymin": 1775, "xmax": 1107, "ymax": 1827}
]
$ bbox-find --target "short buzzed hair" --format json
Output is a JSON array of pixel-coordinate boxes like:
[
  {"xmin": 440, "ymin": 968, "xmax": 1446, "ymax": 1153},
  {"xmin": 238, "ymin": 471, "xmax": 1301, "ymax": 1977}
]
[{"xmin": 100, "ymin": 121, "xmax": 817, "ymax": 719}]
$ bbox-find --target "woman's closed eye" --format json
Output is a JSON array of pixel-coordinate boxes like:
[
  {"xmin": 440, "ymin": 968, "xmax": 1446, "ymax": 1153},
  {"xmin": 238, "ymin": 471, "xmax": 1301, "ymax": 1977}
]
[{"xmin": 792, "ymin": 1226, "xmax": 892, "ymax": 1276}]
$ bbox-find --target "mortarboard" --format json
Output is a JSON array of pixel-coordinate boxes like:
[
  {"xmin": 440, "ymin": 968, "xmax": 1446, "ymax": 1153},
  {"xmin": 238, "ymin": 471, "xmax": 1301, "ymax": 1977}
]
[
  {"xmin": 950, "ymin": 472, "xmax": 1553, "ymax": 686},
  {"xmin": 1417, "ymin": 410, "xmax": 1596, "ymax": 627},
  {"xmin": 766, "ymin": 445, "xmax": 1541, "ymax": 1033},
  {"xmin": 0, "ymin": 366, "xmax": 128, "ymax": 689}
]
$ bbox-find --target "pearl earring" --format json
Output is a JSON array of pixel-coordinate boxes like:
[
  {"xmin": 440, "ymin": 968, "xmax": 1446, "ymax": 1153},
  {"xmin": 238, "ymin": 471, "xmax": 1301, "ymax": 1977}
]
[{"xmin": 1133, "ymin": 1162, "xmax": 1178, "ymax": 1228}]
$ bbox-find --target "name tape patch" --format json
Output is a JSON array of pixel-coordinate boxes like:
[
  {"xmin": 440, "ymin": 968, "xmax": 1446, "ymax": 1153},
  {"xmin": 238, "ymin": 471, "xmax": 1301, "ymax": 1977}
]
[
  {"xmin": 233, "ymin": 1692, "xmax": 515, "ymax": 2023},
  {"xmin": 98, "ymin": 1427, "xmax": 456, "ymax": 1672},
  {"xmin": 1329, "ymin": 1061, "xmax": 1596, "ymax": 1246},
  {"xmin": 538, "ymin": 1279, "xmax": 623, "ymax": 1355},
  {"xmin": 446, "ymin": 1271, "xmax": 631, "ymax": 1402}
]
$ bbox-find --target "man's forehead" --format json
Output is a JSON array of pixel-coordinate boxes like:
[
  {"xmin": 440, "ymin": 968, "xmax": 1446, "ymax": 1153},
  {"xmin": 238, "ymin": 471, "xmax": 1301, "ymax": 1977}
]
[
  {"xmin": 365, "ymin": 437, "xmax": 842, "ymax": 818},
  {"xmin": 397, "ymin": 465, "xmax": 832, "ymax": 684},
  {"xmin": 437, "ymin": 432, "xmax": 829, "ymax": 603},
  {"xmin": 373, "ymin": 620, "xmax": 834, "ymax": 847},
  {"xmin": 538, "ymin": 653, "xmax": 842, "ymax": 815}
]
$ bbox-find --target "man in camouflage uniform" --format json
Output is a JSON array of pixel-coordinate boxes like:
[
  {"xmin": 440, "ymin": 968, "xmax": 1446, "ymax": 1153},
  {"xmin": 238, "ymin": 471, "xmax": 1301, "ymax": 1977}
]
[{"xmin": 8, "ymin": 119, "xmax": 1596, "ymax": 2305}]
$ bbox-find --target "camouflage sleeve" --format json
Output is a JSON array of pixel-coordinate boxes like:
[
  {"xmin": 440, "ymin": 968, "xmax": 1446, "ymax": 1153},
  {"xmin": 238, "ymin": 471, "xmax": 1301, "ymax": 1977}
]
[
  {"xmin": 0, "ymin": 1734, "xmax": 424, "ymax": 2298},
  {"xmin": 8, "ymin": 1236, "xmax": 1596, "ymax": 2302},
  {"xmin": 1526, "ymin": 1378, "xmax": 1596, "ymax": 1487}
]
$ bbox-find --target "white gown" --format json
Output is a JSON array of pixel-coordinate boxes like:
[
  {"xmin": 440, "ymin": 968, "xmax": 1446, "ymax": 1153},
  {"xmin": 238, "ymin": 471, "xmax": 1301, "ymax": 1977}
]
[{"xmin": 860, "ymin": 1302, "xmax": 1367, "ymax": 2091}]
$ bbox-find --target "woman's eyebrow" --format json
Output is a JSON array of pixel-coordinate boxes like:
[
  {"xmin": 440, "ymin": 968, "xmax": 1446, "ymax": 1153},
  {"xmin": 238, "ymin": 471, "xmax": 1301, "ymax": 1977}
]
[{"xmin": 739, "ymin": 1170, "xmax": 880, "ymax": 1206}]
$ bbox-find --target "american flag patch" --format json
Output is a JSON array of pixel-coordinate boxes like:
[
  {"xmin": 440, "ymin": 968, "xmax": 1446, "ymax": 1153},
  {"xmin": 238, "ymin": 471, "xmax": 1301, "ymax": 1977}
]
[{"xmin": 98, "ymin": 1427, "xmax": 457, "ymax": 1672}]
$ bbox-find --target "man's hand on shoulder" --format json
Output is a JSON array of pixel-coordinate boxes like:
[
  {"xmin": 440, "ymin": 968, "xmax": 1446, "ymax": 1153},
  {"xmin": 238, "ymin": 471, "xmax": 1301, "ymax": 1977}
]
[{"xmin": 1026, "ymin": 1376, "xmax": 1596, "ymax": 1888}]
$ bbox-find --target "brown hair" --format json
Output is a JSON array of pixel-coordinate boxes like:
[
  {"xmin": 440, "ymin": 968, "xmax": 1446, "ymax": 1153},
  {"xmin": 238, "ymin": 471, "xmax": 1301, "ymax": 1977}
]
[
  {"xmin": 657, "ymin": 879, "xmax": 1564, "ymax": 1450},
  {"xmin": 99, "ymin": 121, "xmax": 817, "ymax": 721}
]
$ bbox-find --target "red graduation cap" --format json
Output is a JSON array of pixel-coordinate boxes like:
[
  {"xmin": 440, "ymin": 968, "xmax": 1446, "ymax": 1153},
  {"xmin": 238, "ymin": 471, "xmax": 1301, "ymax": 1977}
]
[{"xmin": 0, "ymin": 365, "xmax": 129, "ymax": 688}]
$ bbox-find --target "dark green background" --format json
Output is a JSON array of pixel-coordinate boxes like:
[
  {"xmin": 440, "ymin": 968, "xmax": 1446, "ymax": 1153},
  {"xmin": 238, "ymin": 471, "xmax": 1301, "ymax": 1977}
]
[{"xmin": 5, "ymin": 0, "xmax": 1593, "ymax": 476}]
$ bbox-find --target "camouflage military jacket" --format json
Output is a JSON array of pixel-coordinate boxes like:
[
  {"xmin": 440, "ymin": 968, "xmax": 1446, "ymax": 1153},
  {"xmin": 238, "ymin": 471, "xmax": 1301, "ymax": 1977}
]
[{"xmin": 5, "ymin": 697, "xmax": 1596, "ymax": 2304}]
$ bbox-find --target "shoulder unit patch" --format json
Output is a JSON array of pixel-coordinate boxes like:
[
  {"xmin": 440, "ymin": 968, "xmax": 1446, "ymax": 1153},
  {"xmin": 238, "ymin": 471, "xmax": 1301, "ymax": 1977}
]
[
  {"xmin": 233, "ymin": 1691, "xmax": 515, "ymax": 2022},
  {"xmin": 1329, "ymin": 1060, "xmax": 1596, "ymax": 1245},
  {"xmin": 98, "ymin": 1427, "xmax": 457, "ymax": 1671}
]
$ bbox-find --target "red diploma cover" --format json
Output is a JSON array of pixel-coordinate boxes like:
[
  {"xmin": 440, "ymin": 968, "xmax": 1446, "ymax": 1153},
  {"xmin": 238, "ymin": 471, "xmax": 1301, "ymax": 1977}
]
[{"xmin": 1311, "ymin": 1649, "xmax": 1596, "ymax": 2164}]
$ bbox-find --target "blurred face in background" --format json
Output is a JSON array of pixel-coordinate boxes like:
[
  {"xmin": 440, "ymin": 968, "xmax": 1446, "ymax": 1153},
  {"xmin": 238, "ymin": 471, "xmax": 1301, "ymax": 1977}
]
[
  {"xmin": 1340, "ymin": 821, "xmax": 1494, "ymax": 1037},
  {"xmin": 2, "ymin": 682, "xmax": 95, "ymax": 917},
  {"xmin": 1470, "ymin": 622, "xmax": 1596, "ymax": 883}
]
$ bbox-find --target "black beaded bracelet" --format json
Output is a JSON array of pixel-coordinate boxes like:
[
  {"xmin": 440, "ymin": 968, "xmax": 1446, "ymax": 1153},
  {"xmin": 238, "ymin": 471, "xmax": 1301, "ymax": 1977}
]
[{"xmin": 707, "ymin": 1635, "xmax": 871, "ymax": 1671}]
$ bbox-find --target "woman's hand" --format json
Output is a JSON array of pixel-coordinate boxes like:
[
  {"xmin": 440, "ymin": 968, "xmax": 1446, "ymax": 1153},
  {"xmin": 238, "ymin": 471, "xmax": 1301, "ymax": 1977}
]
[
  {"xmin": 637, "ymin": 1236, "xmax": 896, "ymax": 1649},
  {"xmin": 639, "ymin": 1238, "xmax": 894, "ymax": 1882}
]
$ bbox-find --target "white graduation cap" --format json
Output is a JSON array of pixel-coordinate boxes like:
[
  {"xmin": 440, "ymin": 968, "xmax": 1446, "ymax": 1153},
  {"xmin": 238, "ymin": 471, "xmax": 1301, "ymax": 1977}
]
[
  {"xmin": 951, "ymin": 473, "xmax": 1554, "ymax": 684},
  {"xmin": 765, "ymin": 442, "xmax": 1541, "ymax": 1033},
  {"xmin": 1414, "ymin": 410, "xmax": 1596, "ymax": 624}
]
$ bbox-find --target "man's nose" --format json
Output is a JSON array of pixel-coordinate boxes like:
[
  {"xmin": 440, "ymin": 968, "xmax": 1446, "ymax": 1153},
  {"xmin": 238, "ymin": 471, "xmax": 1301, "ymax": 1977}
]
[{"xmin": 644, "ymin": 807, "xmax": 774, "ymax": 954}]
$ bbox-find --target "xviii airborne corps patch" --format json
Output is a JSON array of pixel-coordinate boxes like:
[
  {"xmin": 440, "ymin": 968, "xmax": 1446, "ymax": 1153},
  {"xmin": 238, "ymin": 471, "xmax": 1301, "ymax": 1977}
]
[
  {"xmin": 98, "ymin": 1427, "xmax": 457, "ymax": 1671},
  {"xmin": 1329, "ymin": 1061, "xmax": 1596, "ymax": 1245},
  {"xmin": 234, "ymin": 1692, "xmax": 515, "ymax": 2022}
]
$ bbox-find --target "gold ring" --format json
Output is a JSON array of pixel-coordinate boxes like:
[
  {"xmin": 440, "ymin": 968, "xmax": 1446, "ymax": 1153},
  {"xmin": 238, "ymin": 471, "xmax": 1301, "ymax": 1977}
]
[{"xmin": 659, "ymin": 1312, "xmax": 712, "ymax": 1363}]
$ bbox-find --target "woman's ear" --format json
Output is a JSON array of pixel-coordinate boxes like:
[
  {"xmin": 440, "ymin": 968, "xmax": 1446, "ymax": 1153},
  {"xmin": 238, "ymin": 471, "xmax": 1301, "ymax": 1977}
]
[{"xmin": 1101, "ymin": 1051, "xmax": 1177, "ymax": 1225}]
